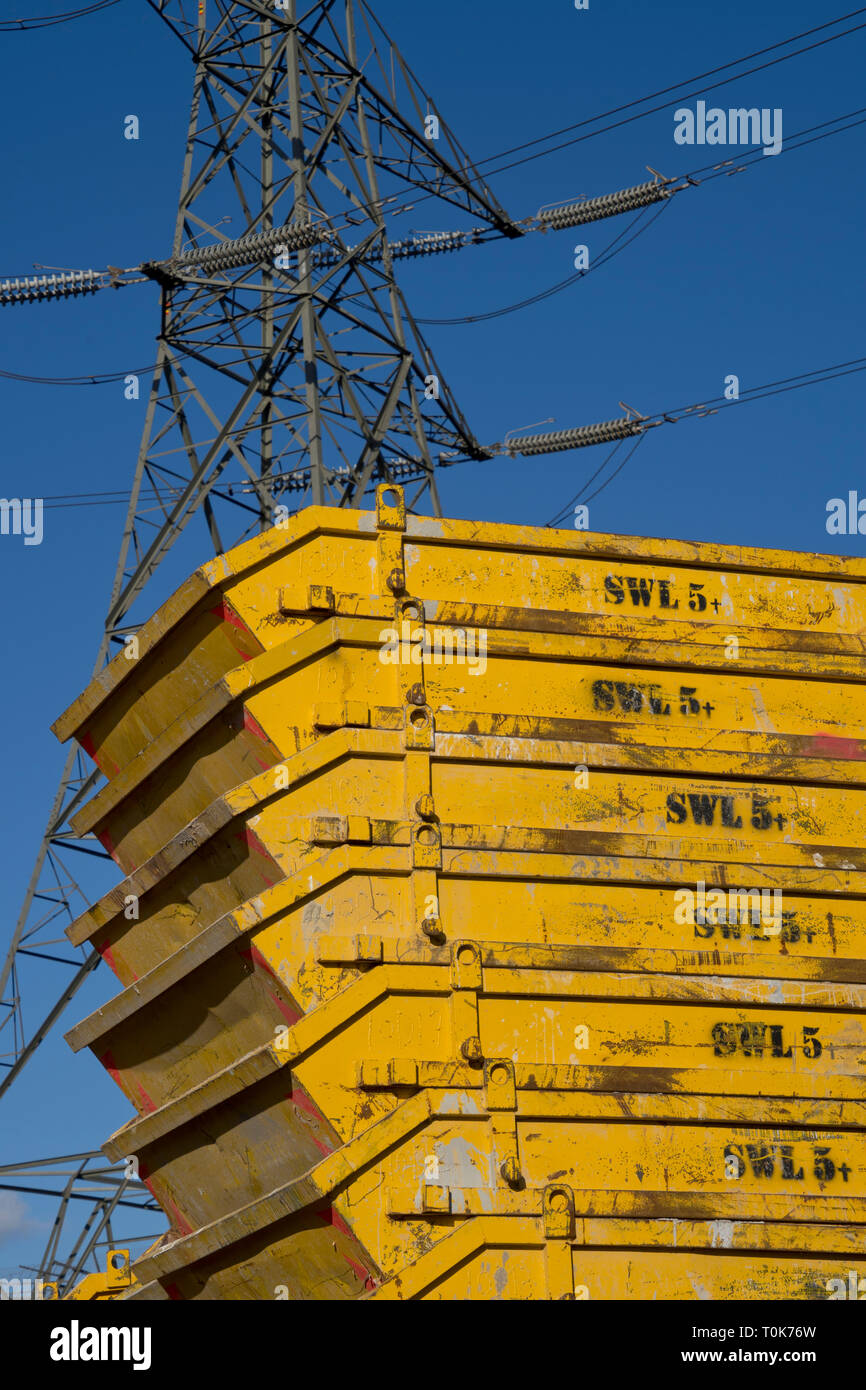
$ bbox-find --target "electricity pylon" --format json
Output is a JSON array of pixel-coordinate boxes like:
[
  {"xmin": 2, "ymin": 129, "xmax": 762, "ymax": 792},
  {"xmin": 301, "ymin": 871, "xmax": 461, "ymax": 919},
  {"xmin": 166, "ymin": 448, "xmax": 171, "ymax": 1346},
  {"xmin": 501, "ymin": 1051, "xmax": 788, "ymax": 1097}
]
[
  {"xmin": 0, "ymin": 0, "xmax": 677, "ymax": 1099},
  {"xmin": 0, "ymin": 0, "xmax": 525, "ymax": 1095}
]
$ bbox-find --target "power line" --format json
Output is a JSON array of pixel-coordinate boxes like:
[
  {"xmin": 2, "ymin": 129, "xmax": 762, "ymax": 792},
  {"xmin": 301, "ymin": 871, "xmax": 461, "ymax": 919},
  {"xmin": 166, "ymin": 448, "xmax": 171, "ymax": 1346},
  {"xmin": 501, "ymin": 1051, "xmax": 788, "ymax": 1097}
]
[
  {"xmin": 0, "ymin": 13, "xmax": 862, "ymax": 513},
  {"xmin": 240, "ymin": 79, "xmax": 866, "ymax": 301},
  {"xmin": 9, "ymin": 4, "xmax": 856, "ymax": 290},
  {"xmin": 473, "ymin": 6, "xmax": 866, "ymax": 175},
  {"xmin": 579, "ymin": 434, "xmax": 650, "ymax": 509},
  {"xmin": 416, "ymin": 203, "xmax": 672, "ymax": 326},
  {"xmin": 2, "ymin": 5, "xmax": 863, "ymax": 245},
  {"xmin": 417, "ymin": 104, "xmax": 866, "ymax": 329},
  {"xmin": 4, "ymin": 95, "xmax": 864, "ymax": 377},
  {"xmin": 647, "ymin": 355, "xmax": 866, "ymax": 425},
  {"xmin": 3, "ymin": 30, "xmax": 865, "ymax": 316},
  {"xmin": 176, "ymin": 7, "xmax": 866, "ymax": 240},
  {"xmin": 23, "ymin": 354, "xmax": 866, "ymax": 515},
  {"xmin": 0, "ymin": 0, "xmax": 122, "ymax": 31},
  {"xmin": 0, "ymin": 365, "xmax": 157, "ymax": 386},
  {"xmin": 474, "ymin": 22, "xmax": 866, "ymax": 188},
  {"xmin": 545, "ymin": 437, "xmax": 636, "ymax": 528},
  {"xmin": 686, "ymin": 105, "xmax": 866, "ymax": 180},
  {"xmin": 197, "ymin": 9, "xmax": 862, "ymax": 249},
  {"xmin": 544, "ymin": 355, "xmax": 866, "ymax": 523},
  {"xmin": 374, "ymin": 10, "xmax": 866, "ymax": 229}
]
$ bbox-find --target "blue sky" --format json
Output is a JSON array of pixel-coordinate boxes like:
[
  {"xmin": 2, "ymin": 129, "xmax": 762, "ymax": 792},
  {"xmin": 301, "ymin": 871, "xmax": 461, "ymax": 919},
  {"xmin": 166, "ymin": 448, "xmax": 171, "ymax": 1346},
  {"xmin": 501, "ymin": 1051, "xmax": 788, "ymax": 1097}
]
[{"xmin": 1, "ymin": 0, "xmax": 865, "ymax": 1280}]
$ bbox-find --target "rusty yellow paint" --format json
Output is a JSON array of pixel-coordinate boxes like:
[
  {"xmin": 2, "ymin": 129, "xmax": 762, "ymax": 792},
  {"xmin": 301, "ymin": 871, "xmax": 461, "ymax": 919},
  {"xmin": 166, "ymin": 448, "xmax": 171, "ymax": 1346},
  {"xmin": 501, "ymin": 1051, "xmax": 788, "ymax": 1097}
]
[
  {"xmin": 68, "ymin": 951, "xmax": 866, "ymax": 1118},
  {"xmin": 52, "ymin": 500, "xmax": 866, "ymax": 779},
  {"xmin": 55, "ymin": 486, "xmax": 866, "ymax": 1299},
  {"xmin": 58, "ymin": 726, "xmax": 866, "ymax": 954},
  {"xmin": 371, "ymin": 1217, "xmax": 865, "ymax": 1301},
  {"xmin": 59, "ymin": 632, "xmax": 866, "ymax": 881},
  {"xmin": 67, "ymin": 844, "xmax": 866, "ymax": 998}
]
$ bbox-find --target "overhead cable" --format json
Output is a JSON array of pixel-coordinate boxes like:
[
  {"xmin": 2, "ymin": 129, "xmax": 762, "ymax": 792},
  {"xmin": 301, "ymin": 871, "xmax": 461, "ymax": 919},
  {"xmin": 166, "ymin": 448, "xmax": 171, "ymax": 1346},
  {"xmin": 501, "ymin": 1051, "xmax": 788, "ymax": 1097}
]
[{"xmin": 0, "ymin": 0, "xmax": 122, "ymax": 31}]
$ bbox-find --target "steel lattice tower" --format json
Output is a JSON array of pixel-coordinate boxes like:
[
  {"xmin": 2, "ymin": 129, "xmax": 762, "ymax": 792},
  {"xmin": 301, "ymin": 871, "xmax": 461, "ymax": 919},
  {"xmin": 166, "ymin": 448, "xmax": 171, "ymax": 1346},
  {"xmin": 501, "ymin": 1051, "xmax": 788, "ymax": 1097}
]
[
  {"xmin": 0, "ymin": 0, "xmax": 676, "ymax": 1102},
  {"xmin": 0, "ymin": 0, "xmax": 524, "ymax": 1095}
]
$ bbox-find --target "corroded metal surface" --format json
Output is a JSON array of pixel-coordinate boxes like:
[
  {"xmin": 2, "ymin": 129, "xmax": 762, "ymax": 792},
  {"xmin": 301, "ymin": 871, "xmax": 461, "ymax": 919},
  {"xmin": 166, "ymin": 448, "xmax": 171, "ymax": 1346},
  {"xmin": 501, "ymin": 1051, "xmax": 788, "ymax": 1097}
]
[{"xmin": 56, "ymin": 487, "xmax": 866, "ymax": 1300}]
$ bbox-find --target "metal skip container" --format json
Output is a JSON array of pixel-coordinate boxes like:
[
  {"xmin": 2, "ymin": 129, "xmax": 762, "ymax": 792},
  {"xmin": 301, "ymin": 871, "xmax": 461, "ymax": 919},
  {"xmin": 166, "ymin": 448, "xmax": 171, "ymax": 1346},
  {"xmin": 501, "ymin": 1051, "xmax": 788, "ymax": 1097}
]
[{"xmin": 54, "ymin": 485, "xmax": 866, "ymax": 1300}]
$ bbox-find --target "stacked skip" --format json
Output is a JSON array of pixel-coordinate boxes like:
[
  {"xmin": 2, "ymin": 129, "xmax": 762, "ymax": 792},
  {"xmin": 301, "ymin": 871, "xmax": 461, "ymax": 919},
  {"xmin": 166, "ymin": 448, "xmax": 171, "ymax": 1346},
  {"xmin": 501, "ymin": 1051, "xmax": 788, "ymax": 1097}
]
[{"xmin": 56, "ymin": 484, "xmax": 866, "ymax": 1301}]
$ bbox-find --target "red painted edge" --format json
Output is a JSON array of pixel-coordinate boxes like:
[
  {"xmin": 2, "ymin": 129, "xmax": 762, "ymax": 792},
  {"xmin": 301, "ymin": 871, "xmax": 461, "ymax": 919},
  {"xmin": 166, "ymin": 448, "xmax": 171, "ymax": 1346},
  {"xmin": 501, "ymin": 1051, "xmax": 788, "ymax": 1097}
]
[
  {"xmin": 99, "ymin": 1049, "xmax": 123, "ymax": 1091},
  {"xmin": 208, "ymin": 599, "xmax": 262, "ymax": 663},
  {"xmin": 242, "ymin": 708, "xmax": 270, "ymax": 744},
  {"xmin": 238, "ymin": 944, "xmax": 301, "ymax": 1026},
  {"xmin": 165, "ymin": 1197, "xmax": 193, "ymax": 1237},
  {"xmin": 290, "ymin": 1084, "xmax": 333, "ymax": 1159},
  {"xmin": 315, "ymin": 1204, "xmax": 376, "ymax": 1287},
  {"xmin": 804, "ymin": 733, "xmax": 866, "ymax": 760},
  {"xmin": 96, "ymin": 938, "xmax": 119, "ymax": 976},
  {"xmin": 233, "ymin": 827, "xmax": 278, "ymax": 887},
  {"xmin": 242, "ymin": 708, "xmax": 278, "ymax": 770},
  {"xmin": 97, "ymin": 827, "xmax": 120, "ymax": 865},
  {"xmin": 80, "ymin": 730, "xmax": 119, "ymax": 777},
  {"xmin": 136, "ymin": 1081, "xmax": 157, "ymax": 1116}
]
